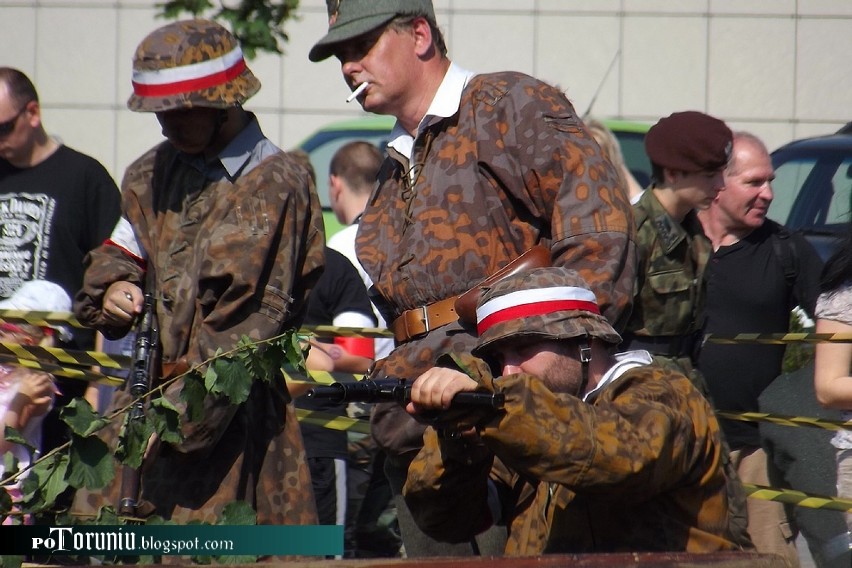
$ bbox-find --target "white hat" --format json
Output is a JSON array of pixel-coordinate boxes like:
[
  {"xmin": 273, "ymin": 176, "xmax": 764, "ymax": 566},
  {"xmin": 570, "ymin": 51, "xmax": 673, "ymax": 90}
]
[
  {"xmin": 0, "ymin": 280, "xmax": 73, "ymax": 341},
  {"xmin": 0, "ymin": 280, "xmax": 72, "ymax": 312}
]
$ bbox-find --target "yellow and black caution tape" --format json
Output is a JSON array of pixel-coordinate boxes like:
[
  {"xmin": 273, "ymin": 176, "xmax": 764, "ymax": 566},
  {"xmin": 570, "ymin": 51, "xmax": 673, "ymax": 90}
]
[
  {"xmin": 0, "ymin": 342, "xmax": 131, "ymax": 370},
  {"xmin": 0, "ymin": 354, "xmax": 123, "ymax": 386},
  {"xmin": 303, "ymin": 327, "xmax": 852, "ymax": 344},
  {"xmin": 281, "ymin": 366, "xmax": 363, "ymax": 387},
  {"xmin": 718, "ymin": 410, "xmax": 852, "ymax": 432},
  {"xmin": 295, "ymin": 408, "xmax": 370, "ymax": 435},
  {"xmin": 704, "ymin": 332, "xmax": 852, "ymax": 345},
  {"xmin": 0, "ymin": 309, "xmax": 84, "ymax": 328},
  {"xmin": 302, "ymin": 325, "xmax": 393, "ymax": 339},
  {"xmin": 744, "ymin": 483, "xmax": 852, "ymax": 512}
]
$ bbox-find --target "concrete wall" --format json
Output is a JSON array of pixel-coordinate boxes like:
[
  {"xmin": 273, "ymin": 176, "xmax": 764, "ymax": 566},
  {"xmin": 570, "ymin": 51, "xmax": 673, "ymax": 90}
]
[{"xmin": 2, "ymin": 0, "xmax": 850, "ymax": 186}]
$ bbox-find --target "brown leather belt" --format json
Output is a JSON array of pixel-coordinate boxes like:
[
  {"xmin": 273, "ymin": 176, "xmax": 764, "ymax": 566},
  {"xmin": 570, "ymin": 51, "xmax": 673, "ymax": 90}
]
[{"xmin": 391, "ymin": 295, "xmax": 461, "ymax": 344}]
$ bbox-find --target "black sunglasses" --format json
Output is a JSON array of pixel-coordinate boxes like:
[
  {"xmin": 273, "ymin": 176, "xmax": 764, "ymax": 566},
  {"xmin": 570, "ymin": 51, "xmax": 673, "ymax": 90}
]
[{"xmin": 0, "ymin": 103, "xmax": 31, "ymax": 137}]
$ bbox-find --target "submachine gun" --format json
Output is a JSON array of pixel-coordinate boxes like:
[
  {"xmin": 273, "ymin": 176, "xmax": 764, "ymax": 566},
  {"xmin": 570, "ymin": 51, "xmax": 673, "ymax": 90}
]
[
  {"xmin": 306, "ymin": 377, "xmax": 504, "ymax": 410},
  {"xmin": 118, "ymin": 292, "xmax": 159, "ymax": 517}
]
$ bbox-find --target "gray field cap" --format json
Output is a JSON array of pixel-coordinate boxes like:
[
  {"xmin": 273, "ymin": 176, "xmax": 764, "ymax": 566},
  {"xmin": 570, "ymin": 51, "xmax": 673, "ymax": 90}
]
[{"xmin": 309, "ymin": 0, "xmax": 436, "ymax": 62}]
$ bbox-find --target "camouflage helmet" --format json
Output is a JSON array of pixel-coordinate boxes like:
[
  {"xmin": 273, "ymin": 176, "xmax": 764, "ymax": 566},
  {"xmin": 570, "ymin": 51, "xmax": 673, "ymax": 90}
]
[
  {"xmin": 472, "ymin": 267, "xmax": 621, "ymax": 358},
  {"xmin": 127, "ymin": 19, "xmax": 260, "ymax": 113}
]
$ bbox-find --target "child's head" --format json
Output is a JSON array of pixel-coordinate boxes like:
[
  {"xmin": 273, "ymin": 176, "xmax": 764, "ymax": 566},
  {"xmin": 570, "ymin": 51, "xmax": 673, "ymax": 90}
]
[{"xmin": 0, "ymin": 280, "xmax": 72, "ymax": 346}]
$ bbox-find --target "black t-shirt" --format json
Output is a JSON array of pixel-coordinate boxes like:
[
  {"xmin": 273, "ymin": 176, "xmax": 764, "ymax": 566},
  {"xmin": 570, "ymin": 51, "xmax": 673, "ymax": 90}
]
[
  {"xmin": 296, "ymin": 247, "xmax": 375, "ymax": 459},
  {"xmin": 0, "ymin": 145, "xmax": 121, "ymax": 304},
  {"xmin": 0, "ymin": 145, "xmax": 121, "ymax": 451},
  {"xmin": 698, "ymin": 221, "xmax": 822, "ymax": 449}
]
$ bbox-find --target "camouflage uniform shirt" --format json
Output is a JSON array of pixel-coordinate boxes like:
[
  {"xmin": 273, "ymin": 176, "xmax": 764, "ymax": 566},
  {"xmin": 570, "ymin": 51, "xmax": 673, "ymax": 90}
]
[
  {"xmin": 357, "ymin": 69, "xmax": 636, "ymax": 456},
  {"xmin": 73, "ymin": 117, "xmax": 324, "ymax": 524},
  {"xmin": 404, "ymin": 352, "xmax": 744, "ymax": 555},
  {"xmin": 624, "ymin": 188, "xmax": 712, "ymax": 380}
]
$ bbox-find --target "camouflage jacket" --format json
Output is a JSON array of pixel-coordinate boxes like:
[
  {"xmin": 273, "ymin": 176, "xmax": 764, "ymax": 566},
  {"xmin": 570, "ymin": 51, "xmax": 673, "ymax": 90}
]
[
  {"xmin": 626, "ymin": 188, "xmax": 711, "ymax": 337},
  {"xmin": 403, "ymin": 355, "xmax": 744, "ymax": 555},
  {"xmin": 73, "ymin": 122, "xmax": 324, "ymax": 524},
  {"xmin": 357, "ymin": 71, "xmax": 636, "ymax": 456}
]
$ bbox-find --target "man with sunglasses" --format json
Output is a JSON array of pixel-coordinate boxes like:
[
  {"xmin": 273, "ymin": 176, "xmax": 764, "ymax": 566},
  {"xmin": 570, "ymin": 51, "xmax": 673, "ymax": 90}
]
[
  {"xmin": 310, "ymin": 0, "xmax": 636, "ymax": 557},
  {"xmin": 0, "ymin": 67, "xmax": 121, "ymax": 454}
]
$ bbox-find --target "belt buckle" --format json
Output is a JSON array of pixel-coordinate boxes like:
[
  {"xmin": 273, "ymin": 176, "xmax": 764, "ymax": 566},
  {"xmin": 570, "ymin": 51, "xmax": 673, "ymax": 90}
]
[
  {"xmin": 403, "ymin": 305, "xmax": 429, "ymax": 341},
  {"xmin": 405, "ymin": 306, "xmax": 430, "ymax": 339},
  {"xmin": 419, "ymin": 305, "xmax": 430, "ymax": 334}
]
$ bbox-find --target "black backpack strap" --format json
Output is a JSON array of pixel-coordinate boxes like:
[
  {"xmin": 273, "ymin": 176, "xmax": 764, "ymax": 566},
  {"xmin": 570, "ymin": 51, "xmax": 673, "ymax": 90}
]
[{"xmin": 770, "ymin": 223, "xmax": 799, "ymax": 288}]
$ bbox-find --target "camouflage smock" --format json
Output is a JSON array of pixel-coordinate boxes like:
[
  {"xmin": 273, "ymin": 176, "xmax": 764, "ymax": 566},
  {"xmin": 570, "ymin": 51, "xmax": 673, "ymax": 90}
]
[
  {"xmin": 72, "ymin": 120, "xmax": 324, "ymax": 525},
  {"xmin": 403, "ymin": 355, "xmax": 743, "ymax": 555},
  {"xmin": 626, "ymin": 188, "xmax": 711, "ymax": 339},
  {"xmin": 357, "ymin": 71, "xmax": 636, "ymax": 456},
  {"xmin": 622, "ymin": 188, "xmax": 713, "ymax": 388}
]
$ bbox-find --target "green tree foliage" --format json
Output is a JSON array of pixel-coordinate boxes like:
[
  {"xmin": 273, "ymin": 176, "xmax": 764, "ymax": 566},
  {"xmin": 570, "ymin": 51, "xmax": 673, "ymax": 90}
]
[
  {"xmin": 0, "ymin": 330, "xmax": 307, "ymax": 564},
  {"xmin": 157, "ymin": 0, "xmax": 301, "ymax": 58}
]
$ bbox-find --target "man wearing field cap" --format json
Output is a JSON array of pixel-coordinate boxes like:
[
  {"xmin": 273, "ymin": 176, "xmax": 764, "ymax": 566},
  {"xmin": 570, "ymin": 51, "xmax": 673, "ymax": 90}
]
[
  {"xmin": 402, "ymin": 266, "xmax": 751, "ymax": 554},
  {"xmin": 621, "ymin": 111, "xmax": 732, "ymax": 391},
  {"xmin": 72, "ymin": 19, "xmax": 323, "ymax": 526},
  {"xmin": 311, "ymin": 0, "xmax": 636, "ymax": 555}
]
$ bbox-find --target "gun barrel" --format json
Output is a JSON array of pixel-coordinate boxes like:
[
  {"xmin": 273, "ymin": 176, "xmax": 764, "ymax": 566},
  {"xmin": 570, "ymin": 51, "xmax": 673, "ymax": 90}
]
[
  {"xmin": 306, "ymin": 378, "xmax": 504, "ymax": 409},
  {"xmin": 304, "ymin": 383, "xmax": 348, "ymax": 403}
]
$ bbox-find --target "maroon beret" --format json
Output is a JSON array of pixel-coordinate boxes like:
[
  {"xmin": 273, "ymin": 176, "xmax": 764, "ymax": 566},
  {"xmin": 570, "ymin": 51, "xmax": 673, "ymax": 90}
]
[{"xmin": 645, "ymin": 111, "xmax": 733, "ymax": 172}]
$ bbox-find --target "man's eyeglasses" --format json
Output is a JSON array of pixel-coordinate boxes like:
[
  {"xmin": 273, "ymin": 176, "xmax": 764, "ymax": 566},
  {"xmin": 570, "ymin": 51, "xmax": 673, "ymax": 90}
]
[{"xmin": 0, "ymin": 103, "xmax": 31, "ymax": 138}]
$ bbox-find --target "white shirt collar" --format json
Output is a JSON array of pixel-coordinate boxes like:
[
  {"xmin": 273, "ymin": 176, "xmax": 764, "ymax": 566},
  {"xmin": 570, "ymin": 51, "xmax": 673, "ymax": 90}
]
[
  {"xmin": 583, "ymin": 350, "xmax": 653, "ymax": 402},
  {"xmin": 388, "ymin": 62, "xmax": 476, "ymax": 161}
]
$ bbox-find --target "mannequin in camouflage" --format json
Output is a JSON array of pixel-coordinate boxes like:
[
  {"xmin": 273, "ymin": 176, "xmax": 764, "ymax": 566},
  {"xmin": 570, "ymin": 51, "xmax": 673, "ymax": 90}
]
[
  {"xmin": 72, "ymin": 19, "xmax": 323, "ymax": 526},
  {"xmin": 402, "ymin": 267, "xmax": 753, "ymax": 554}
]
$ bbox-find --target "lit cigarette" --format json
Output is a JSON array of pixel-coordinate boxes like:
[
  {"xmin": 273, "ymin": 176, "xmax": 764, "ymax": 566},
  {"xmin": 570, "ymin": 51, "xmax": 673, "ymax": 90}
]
[{"xmin": 346, "ymin": 82, "xmax": 369, "ymax": 103}]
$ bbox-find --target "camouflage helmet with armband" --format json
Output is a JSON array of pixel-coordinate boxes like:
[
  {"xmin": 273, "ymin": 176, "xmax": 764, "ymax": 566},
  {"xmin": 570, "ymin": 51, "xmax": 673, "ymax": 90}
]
[
  {"xmin": 127, "ymin": 19, "xmax": 260, "ymax": 113},
  {"xmin": 472, "ymin": 267, "xmax": 622, "ymax": 358}
]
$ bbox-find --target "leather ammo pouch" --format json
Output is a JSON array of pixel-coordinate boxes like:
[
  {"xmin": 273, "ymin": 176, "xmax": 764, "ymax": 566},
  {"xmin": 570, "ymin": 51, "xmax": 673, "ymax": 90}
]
[{"xmin": 454, "ymin": 244, "xmax": 551, "ymax": 325}]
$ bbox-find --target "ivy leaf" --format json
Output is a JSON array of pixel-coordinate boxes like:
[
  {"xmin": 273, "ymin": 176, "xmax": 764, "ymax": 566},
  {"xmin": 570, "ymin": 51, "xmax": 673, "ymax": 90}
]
[
  {"xmin": 68, "ymin": 434, "xmax": 115, "ymax": 489},
  {"xmin": 283, "ymin": 331, "xmax": 307, "ymax": 371},
  {"xmin": 21, "ymin": 453, "xmax": 69, "ymax": 512},
  {"xmin": 149, "ymin": 397, "xmax": 182, "ymax": 445},
  {"xmin": 219, "ymin": 500, "xmax": 257, "ymax": 525},
  {"xmin": 0, "ymin": 555, "xmax": 23, "ymax": 568},
  {"xmin": 205, "ymin": 357, "xmax": 252, "ymax": 404},
  {"xmin": 2, "ymin": 452, "xmax": 19, "ymax": 482},
  {"xmin": 216, "ymin": 552, "xmax": 258, "ymax": 564},
  {"xmin": 0, "ymin": 486, "xmax": 12, "ymax": 518},
  {"xmin": 214, "ymin": 501, "xmax": 258, "ymax": 563},
  {"xmin": 94, "ymin": 505, "xmax": 120, "ymax": 524},
  {"xmin": 156, "ymin": 0, "xmax": 213, "ymax": 19},
  {"xmin": 116, "ymin": 416, "xmax": 154, "ymax": 469},
  {"xmin": 3, "ymin": 426, "xmax": 29, "ymax": 447},
  {"xmin": 237, "ymin": 335, "xmax": 270, "ymax": 383},
  {"xmin": 61, "ymin": 398, "xmax": 111, "ymax": 437},
  {"xmin": 258, "ymin": 339, "xmax": 286, "ymax": 382},
  {"xmin": 180, "ymin": 372, "xmax": 208, "ymax": 423}
]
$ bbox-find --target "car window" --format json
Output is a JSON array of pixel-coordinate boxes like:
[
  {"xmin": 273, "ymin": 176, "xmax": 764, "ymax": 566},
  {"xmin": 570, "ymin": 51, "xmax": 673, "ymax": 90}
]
[
  {"xmin": 300, "ymin": 130, "xmax": 390, "ymax": 206},
  {"xmin": 770, "ymin": 152, "xmax": 852, "ymax": 229},
  {"xmin": 826, "ymin": 159, "xmax": 852, "ymax": 226},
  {"xmin": 769, "ymin": 159, "xmax": 818, "ymax": 226},
  {"xmin": 614, "ymin": 131, "xmax": 651, "ymax": 188}
]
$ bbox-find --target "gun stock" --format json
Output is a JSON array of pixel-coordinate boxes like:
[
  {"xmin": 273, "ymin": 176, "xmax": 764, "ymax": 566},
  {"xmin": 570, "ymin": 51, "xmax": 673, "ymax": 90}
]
[{"xmin": 118, "ymin": 293, "xmax": 159, "ymax": 517}]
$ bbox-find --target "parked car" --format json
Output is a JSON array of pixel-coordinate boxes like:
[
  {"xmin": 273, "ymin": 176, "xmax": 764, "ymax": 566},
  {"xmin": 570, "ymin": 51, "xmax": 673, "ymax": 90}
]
[
  {"xmin": 296, "ymin": 116, "xmax": 651, "ymax": 237},
  {"xmin": 769, "ymin": 123, "xmax": 852, "ymax": 261}
]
